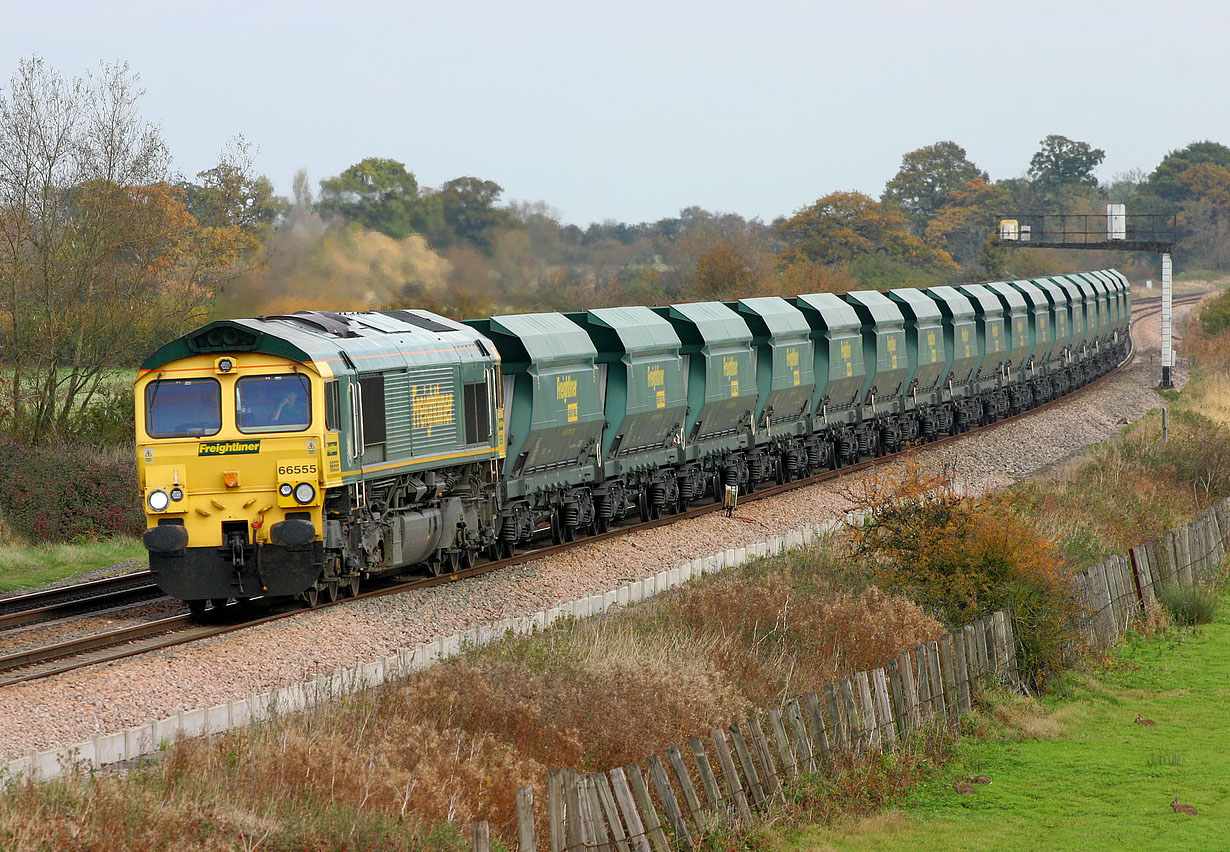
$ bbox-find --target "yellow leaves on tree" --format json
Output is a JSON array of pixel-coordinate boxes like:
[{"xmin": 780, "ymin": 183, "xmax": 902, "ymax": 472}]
[
  {"xmin": 774, "ymin": 191, "xmax": 959, "ymax": 274},
  {"xmin": 844, "ymin": 457, "xmax": 1078, "ymax": 688}
]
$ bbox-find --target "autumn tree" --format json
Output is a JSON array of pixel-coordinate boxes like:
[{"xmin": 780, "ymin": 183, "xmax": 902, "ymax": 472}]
[
  {"xmin": 774, "ymin": 191, "xmax": 958, "ymax": 275},
  {"xmin": 1027, "ymin": 134, "xmax": 1105, "ymax": 190},
  {"xmin": 1146, "ymin": 140, "xmax": 1230, "ymax": 202},
  {"xmin": 0, "ymin": 58, "xmax": 225, "ymax": 442},
  {"xmin": 1174, "ymin": 163, "xmax": 1230, "ymax": 270},
  {"xmin": 883, "ymin": 141, "xmax": 987, "ymax": 233},
  {"xmin": 924, "ymin": 177, "xmax": 1013, "ymax": 271}
]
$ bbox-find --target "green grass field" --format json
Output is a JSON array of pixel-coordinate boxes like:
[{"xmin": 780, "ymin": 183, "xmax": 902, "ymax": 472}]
[
  {"xmin": 0, "ymin": 538, "xmax": 145, "ymax": 593},
  {"xmin": 772, "ymin": 596, "xmax": 1230, "ymax": 851}
]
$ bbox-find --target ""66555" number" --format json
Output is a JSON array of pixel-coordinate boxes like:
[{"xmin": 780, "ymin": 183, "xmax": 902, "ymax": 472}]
[{"xmin": 278, "ymin": 463, "xmax": 317, "ymax": 477}]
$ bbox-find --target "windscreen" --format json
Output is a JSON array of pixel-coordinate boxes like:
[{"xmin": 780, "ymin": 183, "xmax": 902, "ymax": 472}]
[
  {"xmin": 236, "ymin": 374, "xmax": 312, "ymax": 433},
  {"xmin": 145, "ymin": 378, "xmax": 222, "ymax": 438}
]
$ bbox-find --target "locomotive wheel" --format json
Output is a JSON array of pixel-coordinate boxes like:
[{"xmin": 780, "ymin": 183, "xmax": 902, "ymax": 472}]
[
  {"xmin": 300, "ymin": 585, "xmax": 320, "ymax": 608},
  {"xmin": 187, "ymin": 599, "xmax": 208, "ymax": 617},
  {"xmin": 345, "ymin": 575, "xmax": 361, "ymax": 597},
  {"xmin": 325, "ymin": 580, "xmax": 341, "ymax": 603}
]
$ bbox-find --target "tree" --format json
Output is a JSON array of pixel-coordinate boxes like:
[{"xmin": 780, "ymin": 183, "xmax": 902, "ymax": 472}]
[
  {"xmin": 0, "ymin": 58, "xmax": 218, "ymax": 441},
  {"xmin": 774, "ymin": 191, "xmax": 958, "ymax": 273},
  {"xmin": 883, "ymin": 141, "xmax": 987, "ymax": 232},
  {"xmin": 318, "ymin": 157, "xmax": 433, "ymax": 240},
  {"xmin": 1146, "ymin": 141, "xmax": 1230, "ymax": 202},
  {"xmin": 1027, "ymin": 134, "xmax": 1105, "ymax": 190},
  {"xmin": 1174, "ymin": 163, "xmax": 1230, "ymax": 270},
  {"xmin": 291, "ymin": 167, "xmax": 313, "ymax": 211},
  {"xmin": 437, "ymin": 176, "xmax": 514, "ymax": 252},
  {"xmin": 923, "ymin": 177, "xmax": 1013, "ymax": 270}
]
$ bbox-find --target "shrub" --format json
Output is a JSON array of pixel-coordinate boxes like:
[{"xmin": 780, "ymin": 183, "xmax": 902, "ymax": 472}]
[
  {"xmin": 0, "ymin": 442, "xmax": 142, "ymax": 542},
  {"xmin": 1157, "ymin": 584, "xmax": 1221, "ymax": 627},
  {"xmin": 844, "ymin": 459, "xmax": 1079, "ymax": 689}
]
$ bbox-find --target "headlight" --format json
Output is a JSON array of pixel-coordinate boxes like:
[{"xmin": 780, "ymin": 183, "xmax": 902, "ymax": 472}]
[
  {"xmin": 293, "ymin": 482, "xmax": 316, "ymax": 505},
  {"xmin": 279, "ymin": 483, "xmax": 293, "ymax": 497},
  {"xmin": 147, "ymin": 489, "xmax": 170, "ymax": 512},
  {"xmin": 170, "ymin": 488, "xmax": 184, "ymax": 502}
]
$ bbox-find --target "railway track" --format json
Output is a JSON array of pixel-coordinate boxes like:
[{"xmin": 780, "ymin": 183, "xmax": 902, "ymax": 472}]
[
  {"xmin": 0, "ymin": 571, "xmax": 165, "ymax": 631},
  {"xmin": 0, "ymin": 290, "xmax": 1204, "ymax": 688}
]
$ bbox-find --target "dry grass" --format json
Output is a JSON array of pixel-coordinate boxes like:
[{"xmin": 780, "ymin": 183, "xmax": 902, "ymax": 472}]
[{"xmin": 0, "ymin": 542, "xmax": 945, "ymax": 850}]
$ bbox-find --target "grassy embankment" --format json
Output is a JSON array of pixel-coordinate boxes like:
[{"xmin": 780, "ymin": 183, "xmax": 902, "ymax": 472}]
[
  {"xmin": 773, "ymin": 591, "xmax": 1230, "ymax": 852},
  {"xmin": 0, "ymin": 545, "xmax": 953, "ymax": 850}
]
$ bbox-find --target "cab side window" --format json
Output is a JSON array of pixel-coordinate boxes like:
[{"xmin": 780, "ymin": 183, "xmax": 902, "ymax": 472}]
[{"xmin": 325, "ymin": 380, "xmax": 340, "ymax": 431}]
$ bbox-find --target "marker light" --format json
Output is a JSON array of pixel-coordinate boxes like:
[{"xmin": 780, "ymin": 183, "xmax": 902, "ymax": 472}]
[
  {"xmin": 147, "ymin": 489, "xmax": 170, "ymax": 512},
  {"xmin": 293, "ymin": 482, "xmax": 316, "ymax": 505},
  {"xmin": 279, "ymin": 483, "xmax": 293, "ymax": 497}
]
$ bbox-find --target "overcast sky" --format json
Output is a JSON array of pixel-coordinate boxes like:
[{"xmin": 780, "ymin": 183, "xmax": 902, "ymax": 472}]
[{"xmin": 4, "ymin": 0, "xmax": 1226, "ymax": 226}]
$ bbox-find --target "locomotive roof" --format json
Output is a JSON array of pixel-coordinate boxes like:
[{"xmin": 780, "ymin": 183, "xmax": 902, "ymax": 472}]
[{"xmin": 140, "ymin": 309, "xmax": 494, "ymax": 373}]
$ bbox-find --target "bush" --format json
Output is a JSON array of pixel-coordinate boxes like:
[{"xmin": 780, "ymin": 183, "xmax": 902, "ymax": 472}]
[
  {"xmin": 0, "ymin": 442, "xmax": 142, "ymax": 542},
  {"xmin": 845, "ymin": 459, "xmax": 1079, "ymax": 689},
  {"xmin": 1157, "ymin": 585, "xmax": 1221, "ymax": 627},
  {"xmin": 1199, "ymin": 288, "xmax": 1230, "ymax": 339}
]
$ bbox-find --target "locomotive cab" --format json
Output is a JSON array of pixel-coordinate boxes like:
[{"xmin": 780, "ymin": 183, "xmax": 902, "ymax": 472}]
[{"xmin": 136, "ymin": 346, "xmax": 337, "ymax": 608}]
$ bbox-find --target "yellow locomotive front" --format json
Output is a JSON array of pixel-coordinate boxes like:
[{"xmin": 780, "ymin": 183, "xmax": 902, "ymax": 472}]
[{"xmin": 136, "ymin": 347, "xmax": 341, "ymax": 610}]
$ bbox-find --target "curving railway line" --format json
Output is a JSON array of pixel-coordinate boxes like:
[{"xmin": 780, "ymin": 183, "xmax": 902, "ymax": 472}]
[{"xmin": 0, "ymin": 289, "xmax": 1204, "ymax": 688}]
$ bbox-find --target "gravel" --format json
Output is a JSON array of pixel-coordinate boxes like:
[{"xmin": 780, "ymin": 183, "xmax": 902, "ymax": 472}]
[{"xmin": 0, "ymin": 302, "xmax": 1190, "ymax": 761}]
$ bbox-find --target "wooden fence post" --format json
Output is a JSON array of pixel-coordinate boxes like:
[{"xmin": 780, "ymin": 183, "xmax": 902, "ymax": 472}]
[
  {"xmin": 665, "ymin": 747, "xmax": 703, "ymax": 822},
  {"xmin": 579, "ymin": 774, "xmax": 612, "ymax": 852},
  {"xmin": 839, "ymin": 677, "xmax": 863, "ymax": 751},
  {"xmin": 548, "ymin": 769, "xmax": 566, "ymax": 852},
  {"xmin": 854, "ymin": 672, "xmax": 879, "ymax": 751},
  {"xmin": 951, "ymin": 630, "xmax": 970, "ymax": 713},
  {"xmin": 937, "ymin": 637, "xmax": 957, "ymax": 728},
  {"xmin": 565, "ymin": 769, "xmax": 584, "ymax": 852},
  {"xmin": 687, "ymin": 737, "xmax": 722, "ymax": 814},
  {"xmin": 897, "ymin": 649, "xmax": 920, "ymax": 731},
  {"xmin": 766, "ymin": 708, "xmax": 797, "ymax": 778},
  {"xmin": 647, "ymin": 755, "xmax": 692, "ymax": 851},
  {"xmin": 871, "ymin": 668, "xmax": 896, "ymax": 747},
  {"xmin": 472, "ymin": 821, "xmax": 490, "ymax": 852},
  {"xmin": 609, "ymin": 768, "xmax": 653, "ymax": 852},
  {"xmin": 591, "ymin": 774, "xmax": 631, "ymax": 852},
  {"xmin": 926, "ymin": 642, "xmax": 946, "ymax": 721},
  {"xmin": 626, "ymin": 764, "xmax": 671, "ymax": 852},
  {"xmin": 885, "ymin": 660, "xmax": 906, "ymax": 739},
  {"xmin": 784, "ymin": 698, "xmax": 817, "ymax": 772},
  {"xmin": 709, "ymin": 729, "xmax": 753, "ymax": 822},
  {"xmin": 747, "ymin": 716, "xmax": 782, "ymax": 798},
  {"xmin": 823, "ymin": 683, "xmax": 848, "ymax": 752},
  {"xmin": 727, "ymin": 722, "xmax": 767, "ymax": 808},
  {"xmin": 517, "ymin": 786, "xmax": 537, "ymax": 852},
  {"xmin": 803, "ymin": 691, "xmax": 832, "ymax": 768}
]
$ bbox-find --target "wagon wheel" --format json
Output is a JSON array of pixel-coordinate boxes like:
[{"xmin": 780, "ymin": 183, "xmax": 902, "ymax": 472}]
[
  {"xmin": 550, "ymin": 512, "xmax": 563, "ymax": 546},
  {"xmin": 447, "ymin": 549, "xmax": 462, "ymax": 574},
  {"xmin": 187, "ymin": 599, "xmax": 208, "ymax": 618},
  {"xmin": 498, "ymin": 539, "xmax": 515, "ymax": 560}
]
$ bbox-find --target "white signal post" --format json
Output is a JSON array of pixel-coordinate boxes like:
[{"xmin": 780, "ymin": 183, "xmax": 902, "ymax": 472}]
[{"xmin": 1160, "ymin": 252, "xmax": 1173, "ymax": 388}]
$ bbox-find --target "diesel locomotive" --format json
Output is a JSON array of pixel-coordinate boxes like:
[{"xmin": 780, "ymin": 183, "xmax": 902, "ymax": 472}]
[{"xmin": 136, "ymin": 270, "xmax": 1131, "ymax": 610}]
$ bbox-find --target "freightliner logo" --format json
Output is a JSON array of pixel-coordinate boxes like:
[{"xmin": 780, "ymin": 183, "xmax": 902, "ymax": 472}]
[{"xmin": 198, "ymin": 440, "xmax": 261, "ymax": 456}]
